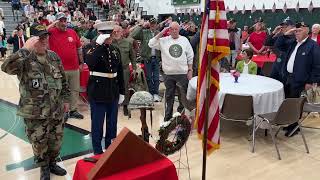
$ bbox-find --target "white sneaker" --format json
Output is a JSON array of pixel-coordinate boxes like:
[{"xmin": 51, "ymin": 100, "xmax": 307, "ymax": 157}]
[{"xmin": 153, "ymin": 94, "xmax": 161, "ymax": 102}]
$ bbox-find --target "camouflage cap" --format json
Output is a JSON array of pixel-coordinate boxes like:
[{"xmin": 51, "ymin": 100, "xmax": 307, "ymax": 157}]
[
  {"xmin": 128, "ymin": 91, "xmax": 154, "ymax": 110},
  {"xmin": 30, "ymin": 23, "xmax": 50, "ymax": 37}
]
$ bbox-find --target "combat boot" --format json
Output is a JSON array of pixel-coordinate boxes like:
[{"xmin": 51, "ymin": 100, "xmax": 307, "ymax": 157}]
[
  {"xmin": 69, "ymin": 110, "xmax": 84, "ymax": 119},
  {"xmin": 49, "ymin": 163, "xmax": 67, "ymax": 176},
  {"xmin": 40, "ymin": 165, "xmax": 50, "ymax": 180}
]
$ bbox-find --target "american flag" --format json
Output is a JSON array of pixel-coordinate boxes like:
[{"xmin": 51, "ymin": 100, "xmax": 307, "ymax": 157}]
[{"xmin": 195, "ymin": 0, "xmax": 230, "ymax": 155}]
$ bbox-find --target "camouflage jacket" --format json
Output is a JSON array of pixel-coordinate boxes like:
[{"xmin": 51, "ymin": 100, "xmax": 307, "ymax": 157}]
[
  {"xmin": 1, "ymin": 49, "xmax": 71, "ymax": 119},
  {"xmin": 112, "ymin": 37, "xmax": 137, "ymax": 69},
  {"xmin": 130, "ymin": 26, "xmax": 161, "ymax": 60}
]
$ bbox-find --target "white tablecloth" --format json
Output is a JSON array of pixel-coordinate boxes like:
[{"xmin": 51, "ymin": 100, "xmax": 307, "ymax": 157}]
[{"xmin": 187, "ymin": 73, "xmax": 285, "ymax": 114}]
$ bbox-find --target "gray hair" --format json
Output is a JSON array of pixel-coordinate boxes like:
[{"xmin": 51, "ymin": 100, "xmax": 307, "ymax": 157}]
[{"xmin": 312, "ymin": 23, "xmax": 320, "ymax": 30}]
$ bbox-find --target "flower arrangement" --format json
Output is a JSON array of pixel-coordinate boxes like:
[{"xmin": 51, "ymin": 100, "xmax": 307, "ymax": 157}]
[{"xmin": 230, "ymin": 70, "xmax": 241, "ymax": 83}]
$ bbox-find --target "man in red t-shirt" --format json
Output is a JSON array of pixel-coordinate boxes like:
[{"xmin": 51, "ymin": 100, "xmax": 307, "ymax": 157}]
[{"xmin": 48, "ymin": 12, "xmax": 84, "ymax": 119}]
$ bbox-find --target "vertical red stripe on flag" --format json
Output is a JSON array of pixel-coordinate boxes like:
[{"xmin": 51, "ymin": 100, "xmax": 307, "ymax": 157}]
[{"xmin": 195, "ymin": 0, "xmax": 230, "ymax": 155}]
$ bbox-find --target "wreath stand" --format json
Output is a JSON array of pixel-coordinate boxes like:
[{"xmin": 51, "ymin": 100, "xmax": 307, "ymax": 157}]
[
  {"xmin": 174, "ymin": 141, "xmax": 191, "ymax": 180},
  {"xmin": 159, "ymin": 89, "xmax": 193, "ymax": 179}
]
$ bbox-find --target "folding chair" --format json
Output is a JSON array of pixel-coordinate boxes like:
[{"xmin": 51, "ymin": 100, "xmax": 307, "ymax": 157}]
[
  {"xmin": 288, "ymin": 102, "xmax": 320, "ymax": 136},
  {"xmin": 220, "ymin": 94, "xmax": 255, "ymax": 147},
  {"xmin": 253, "ymin": 97, "xmax": 308, "ymax": 160}
]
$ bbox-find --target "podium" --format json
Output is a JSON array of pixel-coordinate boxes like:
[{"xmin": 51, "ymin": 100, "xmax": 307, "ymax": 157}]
[{"xmin": 73, "ymin": 128, "xmax": 178, "ymax": 180}]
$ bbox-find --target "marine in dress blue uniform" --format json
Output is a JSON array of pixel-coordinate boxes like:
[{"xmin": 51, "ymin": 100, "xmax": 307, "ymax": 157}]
[{"xmin": 86, "ymin": 21, "xmax": 125, "ymax": 154}]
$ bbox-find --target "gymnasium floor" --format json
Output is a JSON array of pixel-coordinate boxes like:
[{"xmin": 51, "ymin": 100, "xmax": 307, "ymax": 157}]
[{"xmin": 1, "ymin": 62, "xmax": 320, "ymax": 180}]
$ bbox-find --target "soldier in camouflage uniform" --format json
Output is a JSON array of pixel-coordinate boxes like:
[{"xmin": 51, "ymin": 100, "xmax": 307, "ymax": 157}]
[
  {"xmin": 112, "ymin": 25, "xmax": 137, "ymax": 116},
  {"xmin": 1, "ymin": 24, "xmax": 71, "ymax": 180},
  {"xmin": 130, "ymin": 18, "xmax": 162, "ymax": 102}
]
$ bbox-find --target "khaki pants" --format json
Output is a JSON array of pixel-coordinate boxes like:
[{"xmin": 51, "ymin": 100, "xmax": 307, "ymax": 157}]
[{"xmin": 65, "ymin": 70, "xmax": 80, "ymax": 111}]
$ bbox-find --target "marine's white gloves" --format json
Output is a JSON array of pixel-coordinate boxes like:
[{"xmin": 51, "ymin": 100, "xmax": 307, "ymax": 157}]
[
  {"xmin": 96, "ymin": 34, "xmax": 111, "ymax": 45},
  {"xmin": 118, "ymin": 94, "xmax": 125, "ymax": 104}
]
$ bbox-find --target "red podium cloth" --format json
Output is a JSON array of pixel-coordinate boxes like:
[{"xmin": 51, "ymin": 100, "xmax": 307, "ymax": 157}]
[
  {"xmin": 73, "ymin": 155, "xmax": 178, "ymax": 180},
  {"xmin": 236, "ymin": 54, "xmax": 277, "ymax": 68}
]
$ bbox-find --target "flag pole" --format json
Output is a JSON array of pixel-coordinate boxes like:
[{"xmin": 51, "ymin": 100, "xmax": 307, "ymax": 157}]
[
  {"xmin": 201, "ymin": 0, "xmax": 211, "ymax": 179},
  {"xmin": 202, "ymin": 52, "xmax": 212, "ymax": 180}
]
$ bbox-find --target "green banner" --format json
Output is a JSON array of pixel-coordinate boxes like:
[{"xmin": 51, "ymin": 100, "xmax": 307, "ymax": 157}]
[{"xmin": 172, "ymin": 0, "xmax": 200, "ymax": 5}]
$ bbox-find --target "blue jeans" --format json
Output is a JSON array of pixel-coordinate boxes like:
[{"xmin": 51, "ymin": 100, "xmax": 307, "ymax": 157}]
[
  {"xmin": 89, "ymin": 100, "xmax": 118, "ymax": 154},
  {"xmin": 145, "ymin": 57, "xmax": 160, "ymax": 95}
]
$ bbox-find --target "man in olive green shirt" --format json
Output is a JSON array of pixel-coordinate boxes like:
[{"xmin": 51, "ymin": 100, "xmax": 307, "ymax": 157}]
[
  {"xmin": 113, "ymin": 25, "xmax": 137, "ymax": 116},
  {"xmin": 130, "ymin": 18, "xmax": 161, "ymax": 102}
]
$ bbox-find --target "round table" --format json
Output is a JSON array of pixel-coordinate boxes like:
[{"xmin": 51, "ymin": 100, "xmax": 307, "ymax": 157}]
[{"xmin": 187, "ymin": 73, "xmax": 284, "ymax": 114}]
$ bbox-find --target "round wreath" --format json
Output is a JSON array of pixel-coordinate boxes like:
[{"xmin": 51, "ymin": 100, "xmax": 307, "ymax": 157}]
[{"xmin": 156, "ymin": 114, "xmax": 191, "ymax": 155}]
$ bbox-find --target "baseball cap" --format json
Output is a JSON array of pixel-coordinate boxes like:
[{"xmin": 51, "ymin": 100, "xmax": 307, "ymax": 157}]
[
  {"xmin": 296, "ymin": 22, "xmax": 309, "ymax": 28},
  {"xmin": 229, "ymin": 18, "xmax": 236, "ymax": 23},
  {"xmin": 280, "ymin": 17, "xmax": 294, "ymax": 26},
  {"xmin": 257, "ymin": 17, "xmax": 264, "ymax": 23},
  {"xmin": 30, "ymin": 23, "xmax": 50, "ymax": 37},
  {"xmin": 56, "ymin": 12, "xmax": 67, "ymax": 20}
]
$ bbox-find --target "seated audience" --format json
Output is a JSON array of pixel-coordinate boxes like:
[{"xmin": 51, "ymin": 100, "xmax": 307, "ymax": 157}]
[{"xmin": 236, "ymin": 49, "xmax": 257, "ymax": 75}]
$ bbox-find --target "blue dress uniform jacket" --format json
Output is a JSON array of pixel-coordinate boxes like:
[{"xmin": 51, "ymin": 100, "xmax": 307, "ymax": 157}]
[
  {"xmin": 86, "ymin": 44, "xmax": 125, "ymax": 103},
  {"xmin": 86, "ymin": 43, "xmax": 125, "ymax": 154},
  {"xmin": 270, "ymin": 34, "xmax": 296, "ymax": 83},
  {"xmin": 277, "ymin": 36, "xmax": 320, "ymax": 91}
]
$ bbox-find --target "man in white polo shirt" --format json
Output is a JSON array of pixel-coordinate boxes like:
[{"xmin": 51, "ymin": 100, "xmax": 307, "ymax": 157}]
[{"xmin": 148, "ymin": 21, "xmax": 194, "ymax": 121}]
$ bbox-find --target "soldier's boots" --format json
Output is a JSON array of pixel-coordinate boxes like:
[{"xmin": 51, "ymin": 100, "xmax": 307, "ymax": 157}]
[
  {"xmin": 40, "ymin": 166, "xmax": 50, "ymax": 180},
  {"xmin": 49, "ymin": 163, "xmax": 67, "ymax": 176},
  {"xmin": 69, "ymin": 110, "xmax": 84, "ymax": 119}
]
